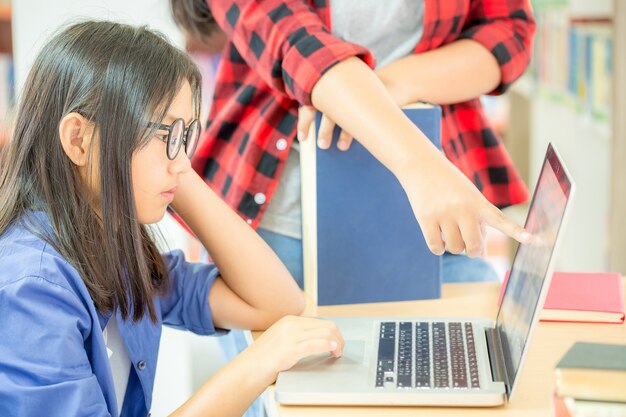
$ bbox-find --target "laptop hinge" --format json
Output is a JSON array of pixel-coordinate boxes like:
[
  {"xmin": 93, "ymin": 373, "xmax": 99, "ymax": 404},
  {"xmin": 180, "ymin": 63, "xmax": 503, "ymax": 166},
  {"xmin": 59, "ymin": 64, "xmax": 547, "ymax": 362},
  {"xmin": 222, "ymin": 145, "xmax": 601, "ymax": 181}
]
[{"xmin": 485, "ymin": 327, "xmax": 510, "ymax": 388}]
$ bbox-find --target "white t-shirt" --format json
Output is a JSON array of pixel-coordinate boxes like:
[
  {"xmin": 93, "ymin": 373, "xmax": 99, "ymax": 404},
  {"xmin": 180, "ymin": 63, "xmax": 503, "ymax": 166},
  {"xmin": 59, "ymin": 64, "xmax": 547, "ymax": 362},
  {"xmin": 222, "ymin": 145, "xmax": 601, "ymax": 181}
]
[{"xmin": 103, "ymin": 316, "xmax": 131, "ymax": 415}]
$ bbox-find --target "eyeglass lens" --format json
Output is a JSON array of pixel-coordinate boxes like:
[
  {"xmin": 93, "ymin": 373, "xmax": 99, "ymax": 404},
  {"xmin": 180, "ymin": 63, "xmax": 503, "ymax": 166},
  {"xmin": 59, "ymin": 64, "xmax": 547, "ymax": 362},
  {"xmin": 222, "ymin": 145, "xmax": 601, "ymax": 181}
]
[
  {"xmin": 185, "ymin": 120, "xmax": 200, "ymax": 158},
  {"xmin": 167, "ymin": 119, "xmax": 185, "ymax": 160}
]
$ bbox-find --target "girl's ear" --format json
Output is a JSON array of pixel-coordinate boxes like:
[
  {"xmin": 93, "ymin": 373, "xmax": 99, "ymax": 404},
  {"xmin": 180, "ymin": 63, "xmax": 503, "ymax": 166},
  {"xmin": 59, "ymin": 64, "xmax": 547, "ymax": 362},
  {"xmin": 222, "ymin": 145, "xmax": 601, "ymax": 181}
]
[{"xmin": 59, "ymin": 112, "xmax": 95, "ymax": 166}]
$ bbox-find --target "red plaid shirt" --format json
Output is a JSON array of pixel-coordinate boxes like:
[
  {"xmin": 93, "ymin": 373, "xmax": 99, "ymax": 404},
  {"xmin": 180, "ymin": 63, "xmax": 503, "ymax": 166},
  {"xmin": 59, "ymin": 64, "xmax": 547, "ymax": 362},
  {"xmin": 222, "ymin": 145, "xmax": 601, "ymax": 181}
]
[{"xmin": 195, "ymin": 0, "xmax": 535, "ymax": 227}]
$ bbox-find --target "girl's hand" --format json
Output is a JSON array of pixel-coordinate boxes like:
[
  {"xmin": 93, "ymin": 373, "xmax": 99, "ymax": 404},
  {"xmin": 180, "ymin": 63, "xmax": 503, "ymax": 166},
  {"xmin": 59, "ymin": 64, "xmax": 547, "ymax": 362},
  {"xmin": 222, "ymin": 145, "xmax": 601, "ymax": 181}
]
[
  {"xmin": 297, "ymin": 105, "xmax": 354, "ymax": 151},
  {"xmin": 298, "ymin": 56, "xmax": 530, "ymax": 257},
  {"xmin": 397, "ymin": 154, "xmax": 530, "ymax": 258},
  {"xmin": 245, "ymin": 315, "xmax": 344, "ymax": 383}
]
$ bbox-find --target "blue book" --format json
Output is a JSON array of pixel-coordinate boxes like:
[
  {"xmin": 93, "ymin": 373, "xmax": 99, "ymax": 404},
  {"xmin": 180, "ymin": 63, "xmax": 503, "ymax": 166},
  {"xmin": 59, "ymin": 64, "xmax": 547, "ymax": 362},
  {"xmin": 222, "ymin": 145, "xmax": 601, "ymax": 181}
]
[{"xmin": 300, "ymin": 104, "xmax": 442, "ymax": 305}]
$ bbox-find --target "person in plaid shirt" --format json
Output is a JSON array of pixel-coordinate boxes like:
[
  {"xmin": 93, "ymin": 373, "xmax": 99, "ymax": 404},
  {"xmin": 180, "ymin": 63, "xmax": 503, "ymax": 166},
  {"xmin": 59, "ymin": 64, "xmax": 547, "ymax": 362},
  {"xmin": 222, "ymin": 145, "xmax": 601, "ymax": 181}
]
[{"xmin": 171, "ymin": 0, "xmax": 535, "ymax": 286}]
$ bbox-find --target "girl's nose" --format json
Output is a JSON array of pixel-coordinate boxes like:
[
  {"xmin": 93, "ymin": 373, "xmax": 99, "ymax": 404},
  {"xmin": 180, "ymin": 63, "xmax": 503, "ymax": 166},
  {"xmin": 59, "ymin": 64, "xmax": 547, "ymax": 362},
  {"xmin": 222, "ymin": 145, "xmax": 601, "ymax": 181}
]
[{"xmin": 169, "ymin": 150, "xmax": 191, "ymax": 175}]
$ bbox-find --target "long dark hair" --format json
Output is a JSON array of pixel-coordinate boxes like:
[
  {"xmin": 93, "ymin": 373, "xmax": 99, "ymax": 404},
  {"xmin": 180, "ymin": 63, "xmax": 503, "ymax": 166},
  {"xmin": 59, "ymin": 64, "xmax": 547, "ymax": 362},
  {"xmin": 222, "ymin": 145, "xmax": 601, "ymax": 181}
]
[{"xmin": 0, "ymin": 21, "xmax": 201, "ymax": 322}]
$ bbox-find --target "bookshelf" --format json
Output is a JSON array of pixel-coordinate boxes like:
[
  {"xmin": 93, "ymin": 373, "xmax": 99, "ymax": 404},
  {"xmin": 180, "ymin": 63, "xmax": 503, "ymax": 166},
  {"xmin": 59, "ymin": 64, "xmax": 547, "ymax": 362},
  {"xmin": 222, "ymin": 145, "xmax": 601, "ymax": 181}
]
[
  {"xmin": 610, "ymin": 0, "xmax": 626, "ymax": 274},
  {"xmin": 507, "ymin": 0, "xmax": 623, "ymax": 273}
]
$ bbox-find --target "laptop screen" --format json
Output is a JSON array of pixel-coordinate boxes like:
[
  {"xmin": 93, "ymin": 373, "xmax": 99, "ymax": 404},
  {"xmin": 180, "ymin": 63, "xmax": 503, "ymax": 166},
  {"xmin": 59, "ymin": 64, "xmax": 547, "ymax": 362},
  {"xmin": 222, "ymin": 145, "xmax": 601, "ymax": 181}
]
[{"xmin": 495, "ymin": 143, "xmax": 573, "ymax": 396}]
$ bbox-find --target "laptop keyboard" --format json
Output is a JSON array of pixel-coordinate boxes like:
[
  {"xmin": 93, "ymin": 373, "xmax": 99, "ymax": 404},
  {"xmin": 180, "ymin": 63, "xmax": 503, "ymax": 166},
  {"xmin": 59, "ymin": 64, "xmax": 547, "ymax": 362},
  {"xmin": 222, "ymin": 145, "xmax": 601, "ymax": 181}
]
[{"xmin": 375, "ymin": 321, "xmax": 480, "ymax": 389}]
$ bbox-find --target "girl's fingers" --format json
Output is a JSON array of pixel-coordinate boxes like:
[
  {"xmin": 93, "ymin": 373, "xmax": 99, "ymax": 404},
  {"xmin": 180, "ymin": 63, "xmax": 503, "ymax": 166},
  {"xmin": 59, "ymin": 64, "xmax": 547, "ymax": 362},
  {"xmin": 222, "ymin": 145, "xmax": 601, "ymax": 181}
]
[
  {"xmin": 317, "ymin": 114, "xmax": 335, "ymax": 149},
  {"xmin": 297, "ymin": 105, "xmax": 316, "ymax": 142},
  {"xmin": 337, "ymin": 129, "xmax": 353, "ymax": 151},
  {"xmin": 440, "ymin": 220, "xmax": 464, "ymax": 255},
  {"xmin": 299, "ymin": 328, "xmax": 344, "ymax": 356},
  {"xmin": 296, "ymin": 339, "xmax": 341, "ymax": 359},
  {"xmin": 458, "ymin": 214, "xmax": 483, "ymax": 258},
  {"xmin": 420, "ymin": 217, "xmax": 445, "ymax": 256},
  {"xmin": 485, "ymin": 205, "xmax": 531, "ymax": 244}
]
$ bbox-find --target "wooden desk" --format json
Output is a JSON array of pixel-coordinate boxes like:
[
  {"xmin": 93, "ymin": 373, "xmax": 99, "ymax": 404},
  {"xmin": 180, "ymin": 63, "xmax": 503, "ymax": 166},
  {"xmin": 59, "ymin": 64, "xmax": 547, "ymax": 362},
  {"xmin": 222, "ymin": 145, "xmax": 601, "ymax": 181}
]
[{"xmin": 266, "ymin": 280, "xmax": 626, "ymax": 417}]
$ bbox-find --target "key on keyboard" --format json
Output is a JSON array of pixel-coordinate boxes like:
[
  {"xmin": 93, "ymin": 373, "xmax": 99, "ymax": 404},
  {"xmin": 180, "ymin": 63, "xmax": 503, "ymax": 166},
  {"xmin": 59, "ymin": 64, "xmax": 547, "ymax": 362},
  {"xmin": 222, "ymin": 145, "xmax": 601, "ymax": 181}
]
[{"xmin": 374, "ymin": 321, "xmax": 481, "ymax": 389}]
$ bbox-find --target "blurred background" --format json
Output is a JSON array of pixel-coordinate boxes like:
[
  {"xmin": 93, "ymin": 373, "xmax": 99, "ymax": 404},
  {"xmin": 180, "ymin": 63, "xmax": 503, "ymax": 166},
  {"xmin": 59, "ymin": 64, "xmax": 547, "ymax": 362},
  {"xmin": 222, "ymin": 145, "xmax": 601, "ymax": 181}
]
[{"xmin": 0, "ymin": 0, "xmax": 624, "ymax": 415}]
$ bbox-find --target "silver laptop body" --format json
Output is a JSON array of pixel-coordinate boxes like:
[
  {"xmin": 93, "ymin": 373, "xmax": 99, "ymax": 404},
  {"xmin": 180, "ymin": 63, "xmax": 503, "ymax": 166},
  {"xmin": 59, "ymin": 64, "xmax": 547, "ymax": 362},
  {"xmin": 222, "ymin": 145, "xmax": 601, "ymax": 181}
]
[{"xmin": 276, "ymin": 143, "xmax": 575, "ymax": 407}]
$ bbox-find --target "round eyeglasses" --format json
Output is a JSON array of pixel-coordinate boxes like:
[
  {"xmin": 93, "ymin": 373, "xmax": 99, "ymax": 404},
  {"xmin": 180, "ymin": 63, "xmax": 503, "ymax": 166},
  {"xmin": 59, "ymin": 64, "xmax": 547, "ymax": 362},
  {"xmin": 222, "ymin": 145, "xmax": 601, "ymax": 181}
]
[{"xmin": 149, "ymin": 118, "xmax": 201, "ymax": 160}]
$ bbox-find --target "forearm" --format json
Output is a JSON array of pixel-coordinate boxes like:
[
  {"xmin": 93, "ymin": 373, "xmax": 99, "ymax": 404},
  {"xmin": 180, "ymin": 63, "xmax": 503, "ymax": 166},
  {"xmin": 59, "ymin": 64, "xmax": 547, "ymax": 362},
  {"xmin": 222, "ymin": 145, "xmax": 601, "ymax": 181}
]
[
  {"xmin": 376, "ymin": 39, "xmax": 501, "ymax": 106},
  {"xmin": 171, "ymin": 171, "xmax": 304, "ymax": 321},
  {"xmin": 311, "ymin": 57, "xmax": 451, "ymax": 183},
  {"xmin": 170, "ymin": 346, "xmax": 274, "ymax": 417}
]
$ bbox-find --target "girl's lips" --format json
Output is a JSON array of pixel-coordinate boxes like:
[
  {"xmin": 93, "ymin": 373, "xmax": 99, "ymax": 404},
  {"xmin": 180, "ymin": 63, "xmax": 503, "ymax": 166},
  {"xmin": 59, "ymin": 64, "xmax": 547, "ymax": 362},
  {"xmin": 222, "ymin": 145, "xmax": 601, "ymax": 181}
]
[{"xmin": 161, "ymin": 186, "xmax": 178, "ymax": 202}]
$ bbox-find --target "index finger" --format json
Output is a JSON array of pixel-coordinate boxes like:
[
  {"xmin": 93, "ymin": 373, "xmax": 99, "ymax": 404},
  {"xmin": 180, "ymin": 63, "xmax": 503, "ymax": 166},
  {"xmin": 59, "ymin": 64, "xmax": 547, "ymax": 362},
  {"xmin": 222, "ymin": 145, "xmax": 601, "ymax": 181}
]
[{"xmin": 485, "ymin": 206, "xmax": 531, "ymax": 244}]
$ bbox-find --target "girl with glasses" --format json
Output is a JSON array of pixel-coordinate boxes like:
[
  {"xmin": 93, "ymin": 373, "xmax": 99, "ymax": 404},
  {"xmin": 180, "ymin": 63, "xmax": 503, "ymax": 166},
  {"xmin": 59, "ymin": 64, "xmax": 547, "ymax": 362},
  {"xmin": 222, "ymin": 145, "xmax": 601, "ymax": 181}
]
[{"xmin": 0, "ymin": 21, "xmax": 342, "ymax": 417}]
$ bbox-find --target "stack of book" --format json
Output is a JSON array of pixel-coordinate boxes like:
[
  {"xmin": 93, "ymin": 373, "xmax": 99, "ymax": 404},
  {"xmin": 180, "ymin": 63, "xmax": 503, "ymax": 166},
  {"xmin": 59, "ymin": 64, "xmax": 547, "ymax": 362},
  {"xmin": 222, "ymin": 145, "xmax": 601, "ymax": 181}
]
[
  {"xmin": 530, "ymin": 2, "xmax": 613, "ymax": 122},
  {"xmin": 553, "ymin": 342, "xmax": 626, "ymax": 417}
]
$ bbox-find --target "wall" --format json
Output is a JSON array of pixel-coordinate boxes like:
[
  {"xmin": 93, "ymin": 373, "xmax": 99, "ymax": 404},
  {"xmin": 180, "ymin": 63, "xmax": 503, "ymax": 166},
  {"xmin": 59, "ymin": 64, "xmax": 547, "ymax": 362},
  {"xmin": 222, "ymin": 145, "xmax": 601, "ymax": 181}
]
[{"xmin": 12, "ymin": 0, "xmax": 183, "ymax": 91}]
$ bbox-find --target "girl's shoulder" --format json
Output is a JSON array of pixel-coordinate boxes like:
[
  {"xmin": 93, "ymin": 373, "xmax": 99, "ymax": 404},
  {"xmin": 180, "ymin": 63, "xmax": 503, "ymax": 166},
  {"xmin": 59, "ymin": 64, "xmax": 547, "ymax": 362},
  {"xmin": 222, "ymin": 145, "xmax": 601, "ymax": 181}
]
[{"xmin": 0, "ymin": 215, "xmax": 87, "ymax": 301}]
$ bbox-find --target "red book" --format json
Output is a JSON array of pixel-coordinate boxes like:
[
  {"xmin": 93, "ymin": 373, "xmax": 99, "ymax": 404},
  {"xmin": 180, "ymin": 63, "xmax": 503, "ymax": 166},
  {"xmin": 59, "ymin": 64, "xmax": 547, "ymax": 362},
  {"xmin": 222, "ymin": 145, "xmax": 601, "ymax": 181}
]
[
  {"xmin": 498, "ymin": 271, "xmax": 625, "ymax": 324},
  {"xmin": 553, "ymin": 393, "xmax": 573, "ymax": 417}
]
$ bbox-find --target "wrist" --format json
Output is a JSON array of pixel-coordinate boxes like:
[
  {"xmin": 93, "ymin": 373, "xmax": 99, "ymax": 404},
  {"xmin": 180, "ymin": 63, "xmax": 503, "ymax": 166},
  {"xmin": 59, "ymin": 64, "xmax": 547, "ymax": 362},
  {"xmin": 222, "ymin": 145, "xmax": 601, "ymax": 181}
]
[
  {"xmin": 239, "ymin": 343, "xmax": 280, "ymax": 386},
  {"xmin": 393, "ymin": 140, "xmax": 442, "ymax": 185}
]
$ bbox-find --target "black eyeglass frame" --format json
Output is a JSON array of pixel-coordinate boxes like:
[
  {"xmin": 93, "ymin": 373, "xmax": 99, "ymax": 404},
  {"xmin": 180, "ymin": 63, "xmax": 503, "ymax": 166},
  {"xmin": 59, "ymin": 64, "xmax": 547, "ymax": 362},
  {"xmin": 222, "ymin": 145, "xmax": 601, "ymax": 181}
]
[{"xmin": 148, "ymin": 118, "xmax": 201, "ymax": 160}]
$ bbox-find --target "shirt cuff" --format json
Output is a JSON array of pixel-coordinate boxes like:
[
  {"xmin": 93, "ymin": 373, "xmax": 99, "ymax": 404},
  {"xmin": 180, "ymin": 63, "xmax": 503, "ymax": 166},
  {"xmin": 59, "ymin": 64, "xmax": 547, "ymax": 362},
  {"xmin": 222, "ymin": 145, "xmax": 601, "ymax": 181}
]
[{"xmin": 282, "ymin": 31, "xmax": 375, "ymax": 105}]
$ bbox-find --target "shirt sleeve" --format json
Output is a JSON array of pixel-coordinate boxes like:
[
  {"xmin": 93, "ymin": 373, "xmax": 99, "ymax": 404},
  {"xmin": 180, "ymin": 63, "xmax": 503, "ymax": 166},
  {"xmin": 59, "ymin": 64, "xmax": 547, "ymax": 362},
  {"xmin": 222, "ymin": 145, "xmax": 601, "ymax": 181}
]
[
  {"xmin": 207, "ymin": 0, "xmax": 375, "ymax": 105},
  {"xmin": 458, "ymin": 0, "xmax": 536, "ymax": 94},
  {"xmin": 0, "ymin": 276, "xmax": 111, "ymax": 417},
  {"xmin": 160, "ymin": 250, "xmax": 226, "ymax": 336}
]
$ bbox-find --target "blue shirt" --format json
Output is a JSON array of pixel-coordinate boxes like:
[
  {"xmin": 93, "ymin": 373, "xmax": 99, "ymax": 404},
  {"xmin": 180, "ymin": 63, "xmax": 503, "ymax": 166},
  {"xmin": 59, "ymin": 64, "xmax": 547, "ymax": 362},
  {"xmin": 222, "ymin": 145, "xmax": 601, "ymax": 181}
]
[{"xmin": 0, "ymin": 212, "xmax": 223, "ymax": 416}]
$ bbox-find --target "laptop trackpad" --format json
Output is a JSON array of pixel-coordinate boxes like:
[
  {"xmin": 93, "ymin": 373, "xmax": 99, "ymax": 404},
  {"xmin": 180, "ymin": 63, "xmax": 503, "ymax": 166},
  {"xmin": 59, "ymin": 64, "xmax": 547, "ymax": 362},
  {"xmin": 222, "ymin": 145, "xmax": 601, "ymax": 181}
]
[{"xmin": 292, "ymin": 340, "xmax": 366, "ymax": 372}]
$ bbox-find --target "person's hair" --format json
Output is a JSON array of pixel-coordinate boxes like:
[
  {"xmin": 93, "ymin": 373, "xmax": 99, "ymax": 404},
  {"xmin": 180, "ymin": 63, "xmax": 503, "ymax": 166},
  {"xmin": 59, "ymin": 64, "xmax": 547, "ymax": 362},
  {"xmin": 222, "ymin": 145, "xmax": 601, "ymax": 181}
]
[
  {"xmin": 170, "ymin": 0, "xmax": 220, "ymax": 45},
  {"xmin": 0, "ymin": 21, "xmax": 201, "ymax": 322}
]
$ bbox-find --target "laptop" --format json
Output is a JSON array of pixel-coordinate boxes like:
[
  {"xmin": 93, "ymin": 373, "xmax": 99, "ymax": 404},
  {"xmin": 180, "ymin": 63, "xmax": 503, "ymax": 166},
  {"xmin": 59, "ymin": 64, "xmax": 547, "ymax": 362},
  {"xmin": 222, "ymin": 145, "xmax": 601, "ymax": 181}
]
[{"xmin": 275, "ymin": 143, "xmax": 575, "ymax": 406}]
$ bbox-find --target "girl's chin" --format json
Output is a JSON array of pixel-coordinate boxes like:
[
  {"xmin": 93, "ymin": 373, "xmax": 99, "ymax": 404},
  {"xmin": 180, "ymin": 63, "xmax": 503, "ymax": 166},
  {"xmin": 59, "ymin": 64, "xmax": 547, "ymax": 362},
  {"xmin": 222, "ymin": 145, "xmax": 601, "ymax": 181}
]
[{"xmin": 137, "ymin": 208, "xmax": 168, "ymax": 225}]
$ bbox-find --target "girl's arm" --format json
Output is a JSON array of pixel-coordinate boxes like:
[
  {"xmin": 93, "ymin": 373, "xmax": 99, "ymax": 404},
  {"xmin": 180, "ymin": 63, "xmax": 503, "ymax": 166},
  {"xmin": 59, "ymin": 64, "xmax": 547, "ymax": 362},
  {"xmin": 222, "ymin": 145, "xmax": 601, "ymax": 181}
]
[
  {"xmin": 170, "ymin": 170, "xmax": 304, "ymax": 330},
  {"xmin": 377, "ymin": 0, "xmax": 535, "ymax": 107},
  {"xmin": 299, "ymin": 39, "xmax": 501, "ymax": 151},
  {"xmin": 376, "ymin": 39, "xmax": 501, "ymax": 107},
  {"xmin": 308, "ymin": 57, "xmax": 529, "ymax": 258},
  {"xmin": 171, "ymin": 316, "xmax": 343, "ymax": 417}
]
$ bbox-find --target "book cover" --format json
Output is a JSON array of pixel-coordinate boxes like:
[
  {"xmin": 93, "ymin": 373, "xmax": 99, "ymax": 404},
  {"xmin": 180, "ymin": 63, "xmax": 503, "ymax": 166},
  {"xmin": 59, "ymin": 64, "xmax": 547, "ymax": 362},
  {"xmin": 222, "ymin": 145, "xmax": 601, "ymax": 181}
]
[
  {"xmin": 556, "ymin": 342, "xmax": 626, "ymax": 402},
  {"xmin": 301, "ymin": 104, "xmax": 442, "ymax": 305},
  {"xmin": 498, "ymin": 271, "xmax": 625, "ymax": 323}
]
